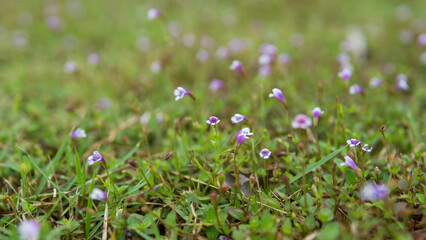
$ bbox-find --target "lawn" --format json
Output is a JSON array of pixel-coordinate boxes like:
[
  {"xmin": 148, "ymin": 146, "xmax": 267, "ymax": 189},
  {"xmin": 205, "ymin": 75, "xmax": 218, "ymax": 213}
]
[{"xmin": 0, "ymin": 0, "xmax": 425, "ymax": 239}]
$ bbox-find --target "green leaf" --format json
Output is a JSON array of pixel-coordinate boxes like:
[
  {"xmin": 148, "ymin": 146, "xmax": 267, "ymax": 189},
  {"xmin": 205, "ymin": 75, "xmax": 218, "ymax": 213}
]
[
  {"xmin": 318, "ymin": 222, "xmax": 340, "ymax": 240},
  {"xmin": 257, "ymin": 212, "xmax": 276, "ymax": 233},
  {"xmin": 228, "ymin": 208, "xmax": 245, "ymax": 220},
  {"xmin": 206, "ymin": 226, "xmax": 219, "ymax": 239},
  {"xmin": 318, "ymin": 208, "xmax": 334, "ymax": 222},
  {"xmin": 290, "ymin": 146, "xmax": 347, "ymax": 183}
]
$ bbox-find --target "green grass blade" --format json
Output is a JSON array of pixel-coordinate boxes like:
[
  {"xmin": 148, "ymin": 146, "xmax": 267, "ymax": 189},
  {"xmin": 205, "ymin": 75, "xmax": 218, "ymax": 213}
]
[{"xmin": 290, "ymin": 146, "xmax": 347, "ymax": 183}]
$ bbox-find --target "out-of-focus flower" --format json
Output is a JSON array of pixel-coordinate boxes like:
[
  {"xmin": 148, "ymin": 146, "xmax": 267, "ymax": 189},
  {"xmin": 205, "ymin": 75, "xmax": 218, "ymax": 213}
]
[
  {"xmin": 396, "ymin": 74, "xmax": 407, "ymax": 82},
  {"xmin": 64, "ymin": 61, "xmax": 77, "ymax": 74},
  {"xmin": 258, "ymin": 65, "xmax": 271, "ymax": 77},
  {"xmin": 269, "ymin": 88, "xmax": 286, "ymax": 103},
  {"xmin": 209, "ymin": 79, "xmax": 224, "ymax": 92},
  {"xmin": 215, "ymin": 46, "xmax": 230, "ymax": 59},
  {"xmin": 18, "ymin": 220, "xmax": 40, "ymax": 240},
  {"xmin": 136, "ymin": 37, "xmax": 151, "ymax": 52},
  {"xmin": 201, "ymin": 35, "xmax": 214, "ymax": 49},
  {"xmin": 278, "ymin": 53, "xmax": 291, "ymax": 65},
  {"xmin": 196, "ymin": 49, "xmax": 209, "ymax": 62},
  {"xmin": 229, "ymin": 38, "xmax": 246, "ymax": 52},
  {"xmin": 418, "ymin": 33, "xmax": 426, "ymax": 46},
  {"xmin": 87, "ymin": 151, "xmax": 104, "ymax": 165},
  {"xmin": 147, "ymin": 8, "xmax": 162, "ymax": 20},
  {"xmin": 349, "ymin": 84, "xmax": 364, "ymax": 95},
  {"xmin": 87, "ymin": 53, "xmax": 100, "ymax": 65},
  {"xmin": 206, "ymin": 116, "xmax": 220, "ymax": 126},
  {"xmin": 291, "ymin": 114, "xmax": 312, "ymax": 129},
  {"xmin": 182, "ymin": 33, "xmax": 196, "ymax": 48},
  {"xmin": 369, "ymin": 78, "xmax": 383, "ymax": 88},
  {"xmin": 395, "ymin": 75, "xmax": 409, "ymax": 90},
  {"xmin": 46, "ymin": 16, "xmax": 61, "ymax": 30},
  {"xmin": 231, "ymin": 113, "xmax": 247, "ymax": 124},
  {"xmin": 361, "ymin": 182, "xmax": 389, "ymax": 201},
  {"xmin": 13, "ymin": 33, "xmax": 28, "ymax": 50},
  {"xmin": 90, "ymin": 188, "xmax": 108, "ymax": 201},
  {"xmin": 168, "ymin": 21, "xmax": 181, "ymax": 38},
  {"xmin": 362, "ymin": 144, "xmax": 373, "ymax": 153},
  {"xmin": 312, "ymin": 107, "xmax": 324, "ymax": 120},
  {"xmin": 235, "ymin": 127, "xmax": 253, "ymax": 146},
  {"xmin": 98, "ymin": 98, "xmax": 112, "ymax": 110},
  {"xmin": 396, "ymin": 5, "xmax": 412, "ymax": 21},
  {"xmin": 340, "ymin": 155, "xmax": 359, "ymax": 171},
  {"xmin": 347, "ymin": 139, "xmax": 361, "ymax": 148},
  {"xmin": 260, "ymin": 43, "xmax": 277, "ymax": 57},
  {"xmin": 336, "ymin": 53, "xmax": 350, "ymax": 65},
  {"xmin": 338, "ymin": 68, "xmax": 352, "ymax": 81},
  {"xmin": 259, "ymin": 148, "xmax": 271, "ymax": 159},
  {"xmin": 156, "ymin": 112, "xmax": 165, "ymax": 123},
  {"xmin": 290, "ymin": 33, "xmax": 304, "ymax": 47},
  {"xmin": 150, "ymin": 61, "xmax": 162, "ymax": 73},
  {"xmin": 173, "ymin": 87, "xmax": 192, "ymax": 101},
  {"xmin": 71, "ymin": 128, "xmax": 87, "ymax": 139},
  {"xmin": 140, "ymin": 112, "xmax": 151, "ymax": 125},
  {"xmin": 258, "ymin": 54, "xmax": 273, "ymax": 66},
  {"xmin": 399, "ymin": 29, "xmax": 414, "ymax": 44}
]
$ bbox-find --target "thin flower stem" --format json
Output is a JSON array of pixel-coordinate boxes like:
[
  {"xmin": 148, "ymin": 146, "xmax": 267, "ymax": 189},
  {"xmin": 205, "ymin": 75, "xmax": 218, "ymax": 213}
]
[
  {"xmin": 314, "ymin": 125, "xmax": 321, "ymax": 159},
  {"xmin": 102, "ymin": 162, "xmax": 118, "ymax": 198},
  {"xmin": 194, "ymin": 99, "xmax": 202, "ymax": 123},
  {"xmin": 284, "ymin": 105, "xmax": 295, "ymax": 137}
]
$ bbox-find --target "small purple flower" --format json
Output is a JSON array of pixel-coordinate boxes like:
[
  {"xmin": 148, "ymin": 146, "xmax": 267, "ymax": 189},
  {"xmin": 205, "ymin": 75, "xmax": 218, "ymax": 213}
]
[
  {"xmin": 395, "ymin": 79, "xmax": 409, "ymax": 90},
  {"xmin": 64, "ymin": 61, "xmax": 77, "ymax": 74},
  {"xmin": 18, "ymin": 220, "xmax": 41, "ymax": 240},
  {"xmin": 98, "ymin": 98, "xmax": 112, "ymax": 110},
  {"xmin": 260, "ymin": 43, "xmax": 277, "ymax": 57},
  {"xmin": 269, "ymin": 88, "xmax": 286, "ymax": 103},
  {"xmin": 206, "ymin": 116, "xmax": 220, "ymax": 126},
  {"xmin": 369, "ymin": 77, "xmax": 383, "ymax": 88},
  {"xmin": 338, "ymin": 68, "xmax": 352, "ymax": 81},
  {"xmin": 230, "ymin": 60, "xmax": 243, "ymax": 71},
  {"xmin": 209, "ymin": 79, "xmax": 224, "ymax": 92},
  {"xmin": 228, "ymin": 39, "xmax": 246, "ymax": 53},
  {"xmin": 90, "ymin": 188, "xmax": 108, "ymax": 201},
  {"xmin": 173, "ymin": 87, "xmax": 192, "ymax": 101},
  {"xmin": 196, "ymin": 49, "xmax": 210, "ymax": 62},
  {"xmin": 147, "ymin": 8, "xmax": 162, "ymax": 20},
  {"xmin": 312, "ymin": 107, "xmax": 324, "ymax": 120},
  {"xmin": 258, "ymin": 54, "xmax": 273, "ymax": 66},
  {"xmin": 259, "ymin": 148, "xmax": 271, "ymax": 159},
  {"xmin": 258, "ymin": 65, "xmax": 271, "ymax": 77},
  {"xmin": 215, "ymin": 46, "xmax": 230, "ymax": 59},
  {"xmin": 362, "ymin": 144, "xmax": 373, "ymax": 153},
  {"xmin": 231, "ymin": 113, "xmax": 247, "ymax": 124},
  {"xmin": 395, "ymin": 74, "xmax": 407, "ymax": 82},
  {"xmin": 349, "ymin": 84, "xmax": 364, "ymax": 95},
  {"xmin": 150, "ymin": 60, "xmax": 162, "ymax": 73},
  {"xmin": 291, "ymin": 114, "xmax": 312, "ymax": 129},
  {"xmin": 361, "ymin": 182, "xmax": 389, "ymax": 201},
  {"xmin": 235, "ymin": 127, "xmax": 253, "ymax": 146},
  {"xmin": 182, "ymin": 33, "xmax": 196, "ymax": 48},
  {"xmin": 201, "ymin": 35, "xmax": 214, "ymax": 49},
  {"xmin": 87, "ymin": 151, "xmax": 104, "ymax": 166},
  {"xmin": 418, "ymin": 33, "xmax": 426, "ymax": 46},
  {"xmin": 71, "ymin": 128, "xmax": 87, "ymax": 139},
  {"xmin": 278, "ymin": 53, "xmax": 291, "ymax": 65},
  {"xmin": 340, "ymin": 155, "xmax": 359, "ymax": 171},
  {"xmin": 347, "ymin": 139, "xmax": 361, "ymax": 148},
  {"xmin": 87, "ymin": 53, "xmax": 100, "ymax": 65},
  {"xmin": 46, "ymin": 16, "xmax": 61, "ymax": 30}
]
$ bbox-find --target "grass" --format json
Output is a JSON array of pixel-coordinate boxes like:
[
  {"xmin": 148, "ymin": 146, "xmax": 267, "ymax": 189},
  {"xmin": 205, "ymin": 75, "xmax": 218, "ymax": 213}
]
[{"xmin": 1, "ymin": 0, "xmax": 425, "ymax": 239}]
